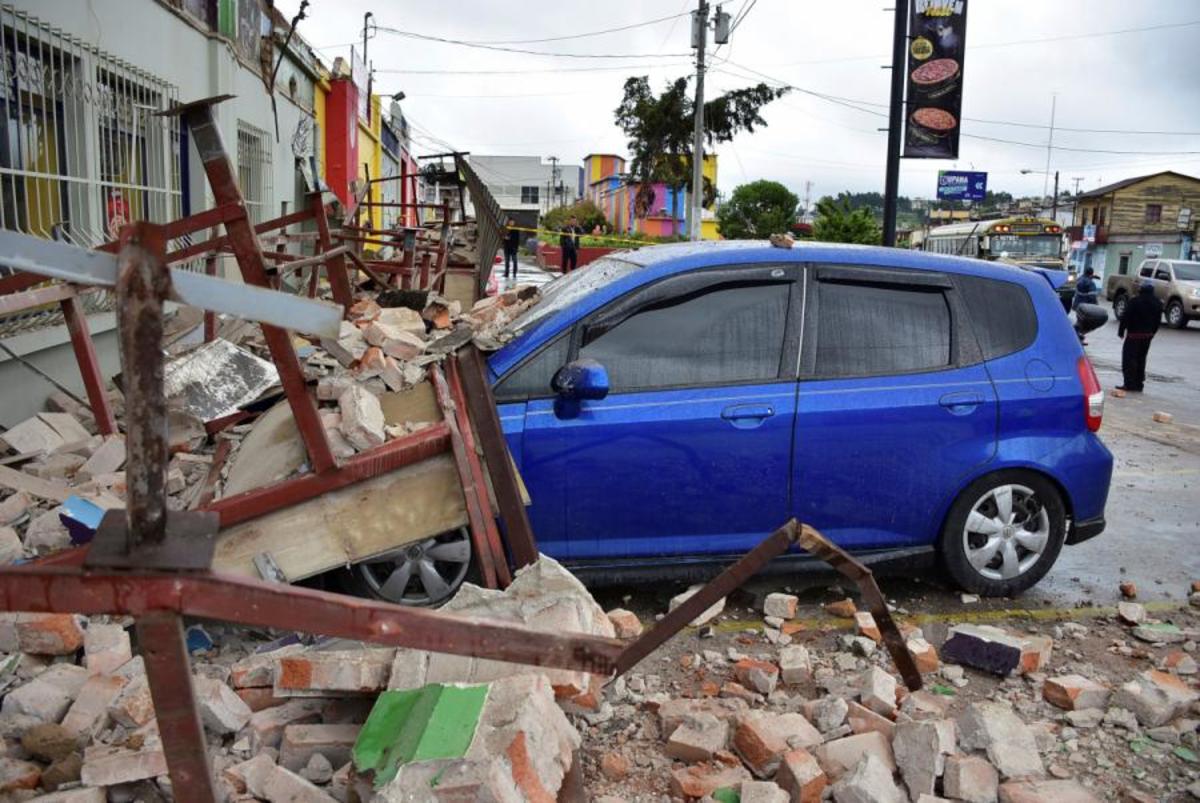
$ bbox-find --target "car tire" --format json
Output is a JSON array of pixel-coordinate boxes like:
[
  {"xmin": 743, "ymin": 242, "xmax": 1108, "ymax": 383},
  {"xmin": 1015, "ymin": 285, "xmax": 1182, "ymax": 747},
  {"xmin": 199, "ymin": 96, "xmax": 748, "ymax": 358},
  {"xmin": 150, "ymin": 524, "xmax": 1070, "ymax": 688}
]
[
  {"xmin": 1166, "ymin": 299, "xmax": 1188, "ymax": 329},
  {"xmin": 340, "ymin": 527, "xmax": 475, "ymax": 607},
  {"xmin": 1112, "ymin": 293, "xmax": 1128, "ymax": 320},
  {"xmin": 939, "ymin": 470, "xmax": 1067, "ymax": 597}
]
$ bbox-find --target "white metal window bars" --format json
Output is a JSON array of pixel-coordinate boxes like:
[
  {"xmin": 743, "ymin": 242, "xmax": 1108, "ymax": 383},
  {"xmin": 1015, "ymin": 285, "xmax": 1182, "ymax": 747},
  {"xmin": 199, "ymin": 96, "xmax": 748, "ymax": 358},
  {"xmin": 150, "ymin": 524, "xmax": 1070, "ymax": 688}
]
[
  {"xmin": 0, "ymin": 4, "xmax": 181, "ymax": 337},
  {"xmin": 236, "ymin": 120, "xmax": 271, "ymax": 226}
]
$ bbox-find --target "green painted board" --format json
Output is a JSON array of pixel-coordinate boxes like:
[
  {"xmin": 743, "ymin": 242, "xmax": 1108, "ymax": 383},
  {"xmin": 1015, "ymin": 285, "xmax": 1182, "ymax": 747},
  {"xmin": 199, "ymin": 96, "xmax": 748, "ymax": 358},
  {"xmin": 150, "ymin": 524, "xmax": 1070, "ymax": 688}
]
[{"xmin": 353, "ymin": 682, "xmax": 489, "ymax": 788}]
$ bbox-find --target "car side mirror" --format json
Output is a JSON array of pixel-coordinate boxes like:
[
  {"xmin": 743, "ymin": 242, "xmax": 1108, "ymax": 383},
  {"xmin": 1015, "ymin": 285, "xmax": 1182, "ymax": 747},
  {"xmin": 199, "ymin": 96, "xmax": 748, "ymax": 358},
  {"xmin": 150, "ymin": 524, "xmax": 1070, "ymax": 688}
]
[{"xmin": 550, "ymin": 359, "xmax": 609, "ymax": 419}]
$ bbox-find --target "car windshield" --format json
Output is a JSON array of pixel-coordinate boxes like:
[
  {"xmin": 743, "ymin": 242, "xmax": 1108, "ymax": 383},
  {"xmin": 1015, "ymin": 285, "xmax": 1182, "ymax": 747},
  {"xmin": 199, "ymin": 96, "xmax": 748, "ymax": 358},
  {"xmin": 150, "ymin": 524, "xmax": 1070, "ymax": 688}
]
[
  {"xmin": 508, "ymin": 255, "xmax": 642, "ymax": 336},
  {"xmin": 990, "ymin": 235, "xmax": 1061, "ymax": 258},
  {"xmin": 1172, "ymin": 262, "xmax": 1200, "ymax": 281}
]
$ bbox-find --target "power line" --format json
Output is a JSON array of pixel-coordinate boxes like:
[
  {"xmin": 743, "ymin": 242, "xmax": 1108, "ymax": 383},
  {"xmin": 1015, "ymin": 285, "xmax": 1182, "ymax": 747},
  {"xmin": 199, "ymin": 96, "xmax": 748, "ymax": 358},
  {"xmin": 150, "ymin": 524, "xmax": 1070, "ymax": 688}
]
[
  {"xmin": 771, "ymin": 18, "xmax": 1200, "ymax": 67},
  {"xmin": 372, "ymin": 25, "xmax": 691, "ymax": 59},
  {"xmin": 424, "ymin": 11, "xmax": 691, "ymax": 45},
  {"xmin": 717, "ymin": 60, "xmax": 1200, "ymax": 156},
  {"xmin": 729, "ymin": 0, "xmax": 758, "ymax": 33},
  {"xmin": 376, "ymin": 61, "xmax": 693, "ymax": 75}
]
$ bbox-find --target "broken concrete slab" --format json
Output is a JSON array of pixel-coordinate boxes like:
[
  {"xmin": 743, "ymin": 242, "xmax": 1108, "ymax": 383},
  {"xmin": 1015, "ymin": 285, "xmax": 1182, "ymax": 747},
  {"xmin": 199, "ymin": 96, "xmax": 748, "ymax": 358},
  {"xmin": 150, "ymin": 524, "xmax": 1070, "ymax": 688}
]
[
  {"xmin": 814, "ymin": 731, "xmax": 896, "ymax": 782},
  {"xmin": 957, "ymin": 701, "xmax": 1044, "ymax": 780},
  {"xmin": 76, "ymin": 436, "xmax": 126, "ymax": 481},
  {"xmin": 1111, "ymin": 669, "xmax": 1199, "ymax": 727},
  {"xmin": 1, "ymin": 663, "xmax": 88, "ymax": 723},
  {"xmin": 1, "ymin": 415, "xmax": 65, "ymax": 455},
  {"xmin": 893, "ymin": 718, "xmax": 954, "ymax": 800}
]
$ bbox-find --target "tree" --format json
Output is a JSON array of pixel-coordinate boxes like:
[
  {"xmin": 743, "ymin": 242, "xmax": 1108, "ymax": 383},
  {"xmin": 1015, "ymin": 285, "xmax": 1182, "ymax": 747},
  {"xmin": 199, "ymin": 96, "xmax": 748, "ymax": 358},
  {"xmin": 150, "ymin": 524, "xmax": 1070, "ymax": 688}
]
[
  {"xmin": 614, "ymin": 76, "xmax": 788, "ymax": 234},
  {"xmin": 812, "ymin": 196, "xmax": 881, "ymax": 245},
  {"xmin": 543, "ymin": 199, "xmax": 607, "ymax": 233},
  {"xmin": 716, "ymin": 180, "xmax": 799, "ymax": 239}
]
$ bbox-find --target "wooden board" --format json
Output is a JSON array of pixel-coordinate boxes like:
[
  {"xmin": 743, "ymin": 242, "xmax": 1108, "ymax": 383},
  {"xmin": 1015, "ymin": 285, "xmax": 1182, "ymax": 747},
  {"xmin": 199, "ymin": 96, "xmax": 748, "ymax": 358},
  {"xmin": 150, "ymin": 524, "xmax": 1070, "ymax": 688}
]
[
  {"xmin": 212, "ymin": 454, "xmax": 468, "ymax": 581},
  {"xmin": 379, "ymin": 381, "xmax": 442, "ymax": 427}
]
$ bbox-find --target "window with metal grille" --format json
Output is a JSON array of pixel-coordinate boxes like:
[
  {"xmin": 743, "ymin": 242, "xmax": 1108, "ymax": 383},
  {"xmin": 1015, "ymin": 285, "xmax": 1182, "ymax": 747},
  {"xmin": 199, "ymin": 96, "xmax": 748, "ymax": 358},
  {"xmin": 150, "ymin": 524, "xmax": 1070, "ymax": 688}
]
[
  {"xmin": 0, "ymin": 3, "xmax": 180, "ymax": 336},
  {"xmin": 237, "ymin": 121, "xmax": 272, "ymax": 224},
  {"xmin": 520, "ymin": 186, "xmax": 538, "ymax": 204}
]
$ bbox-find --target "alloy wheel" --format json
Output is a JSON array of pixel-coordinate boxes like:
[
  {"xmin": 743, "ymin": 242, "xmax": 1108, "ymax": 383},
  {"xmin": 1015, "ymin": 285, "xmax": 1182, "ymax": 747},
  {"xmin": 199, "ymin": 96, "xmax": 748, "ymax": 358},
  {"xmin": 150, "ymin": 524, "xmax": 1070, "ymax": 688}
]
[
  {"xmin": 355, "ymin": 528, "xmax": 472, "ymax": 606},
  {"xmin": 1167, "ymin": 303, "xmax": 1183, "ymax": 327},
  {"xmin": 961, "ymin": 484, "xmax": 1050, "ymax": 581}
]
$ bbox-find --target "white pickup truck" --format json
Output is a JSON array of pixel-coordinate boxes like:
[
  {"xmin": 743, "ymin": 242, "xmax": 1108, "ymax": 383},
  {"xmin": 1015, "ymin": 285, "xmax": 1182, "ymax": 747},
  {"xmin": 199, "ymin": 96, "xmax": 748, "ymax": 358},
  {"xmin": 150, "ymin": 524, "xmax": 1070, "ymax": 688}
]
[{"xmin": 1105, "ymin": 258, "xmax": 1200, "ymax": 328}]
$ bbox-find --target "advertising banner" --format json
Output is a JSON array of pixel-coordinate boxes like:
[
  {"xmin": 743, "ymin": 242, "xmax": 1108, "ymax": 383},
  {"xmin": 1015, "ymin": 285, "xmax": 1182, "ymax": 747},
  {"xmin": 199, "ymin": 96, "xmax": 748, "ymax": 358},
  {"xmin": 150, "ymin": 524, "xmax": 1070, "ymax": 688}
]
[
  {"xmin": 936, "ymin": 170, "xmax": 986, "ymax": 201},
  {"xmin": 903, "ymin": 0, "xmax": 968, "ymax": 159}
]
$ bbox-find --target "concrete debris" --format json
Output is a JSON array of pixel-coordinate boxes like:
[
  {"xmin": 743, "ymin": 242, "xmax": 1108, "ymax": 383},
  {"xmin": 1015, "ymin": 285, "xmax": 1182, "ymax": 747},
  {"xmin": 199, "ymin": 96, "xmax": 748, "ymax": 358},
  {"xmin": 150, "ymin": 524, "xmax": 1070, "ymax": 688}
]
[
  {"xmin": 606, "ymin": 608, "xmax": 643, "ymax": 639},
  {"xmin": 815, "ymin": 731, "xmax": 896, "ymax": 782},
  {"xmin": 944, "ymin": 753, "xmax": 1000, "ymax": 803},
  {"xmin": 1042, "ymin": 674, "xmax": 1111, "ymax": 711},
  {"xmin": 957, "ymin": 701, "xmax": 1045, "ymax": 780},
  {"xmin": 763, "ymin": 592, "xmax": 799, "ymax": 619},
  {"xmin": 669, "ymin": 584, "xmax": 727, "ymax": 626},
  {"xmin": 831, "ymin": 752, "xmax": 905, "ymax": 803},
  {"xmin": 733, "ymin": 711, "xmax": 821, "ymax": 777},
  {"xmin": 1111, "ymin": 669, "xmax": 1199, "ymax": 727},
  {"xmin": 857, "ymin": 665, "xmax": 898, "ymax": 717},
  {"xmin": 665, "ymin": 713, "xmax": 729, "ymax": 762},
  {"xmin": 941, "ymin": 623, "xmax": 1053, "ymax": 676}
]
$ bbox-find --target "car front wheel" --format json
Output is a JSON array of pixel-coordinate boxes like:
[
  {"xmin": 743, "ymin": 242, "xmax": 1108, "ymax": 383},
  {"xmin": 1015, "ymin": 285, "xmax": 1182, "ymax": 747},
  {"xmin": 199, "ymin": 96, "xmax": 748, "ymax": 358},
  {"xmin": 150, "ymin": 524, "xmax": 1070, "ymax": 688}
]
[
  {"xmin": 1166, "ymin": 299, "xmax": 1188, "ymax": 329},
  {"xmin": 346, "ymin": 528, "xmax": 473, "ymax": 607},
  {"xmin": 1112, "ymin": 293, "xmax": 1128, "ymax": 320},
  {"xmin": 939, "ymin": 471, "xmax": 1066, "ymax": 596}
]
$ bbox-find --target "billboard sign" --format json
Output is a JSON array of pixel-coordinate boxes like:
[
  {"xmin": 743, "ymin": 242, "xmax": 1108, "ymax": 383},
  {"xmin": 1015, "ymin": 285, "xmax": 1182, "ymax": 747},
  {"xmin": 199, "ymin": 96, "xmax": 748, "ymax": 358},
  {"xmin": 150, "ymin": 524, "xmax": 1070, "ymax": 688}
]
[
  {"xmin": 1083, "ymin": 224, "xmax": 1096, "ymax": 243},
  {"xmin": 903, "ymin": 0, "xmax": 969, "ymax": 159},
  {"xmin": 936, "ymin": 170, "xmax": 986, "ymax": 201}
]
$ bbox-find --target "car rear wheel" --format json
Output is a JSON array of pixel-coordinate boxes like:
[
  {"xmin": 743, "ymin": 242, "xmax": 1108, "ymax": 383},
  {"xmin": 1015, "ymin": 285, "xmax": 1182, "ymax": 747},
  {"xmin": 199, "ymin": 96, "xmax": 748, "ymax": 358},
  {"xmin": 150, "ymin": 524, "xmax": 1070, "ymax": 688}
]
[
  {"xmin": 1112, "ymin": 293, "xmax": 1128, "ymax": 320},
  {"xmin": 347, "ymin": 528, "xmax": 473, "ymax": 607},
  {"xmin": 939, "ymin": 471, "xmax": 1066, "ymax": 596},
  {"xmin": 1166, "ymin": 299, "xmax": 1188, "ymax": 329}
]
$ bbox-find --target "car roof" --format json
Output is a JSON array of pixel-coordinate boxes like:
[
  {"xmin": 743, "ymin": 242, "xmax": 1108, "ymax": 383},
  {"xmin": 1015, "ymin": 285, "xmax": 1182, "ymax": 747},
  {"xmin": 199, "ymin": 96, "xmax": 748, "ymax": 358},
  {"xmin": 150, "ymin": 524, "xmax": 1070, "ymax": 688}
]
[{"xmin": 490, "ymin": 239, "xmax": 1049, "ymax": 377}]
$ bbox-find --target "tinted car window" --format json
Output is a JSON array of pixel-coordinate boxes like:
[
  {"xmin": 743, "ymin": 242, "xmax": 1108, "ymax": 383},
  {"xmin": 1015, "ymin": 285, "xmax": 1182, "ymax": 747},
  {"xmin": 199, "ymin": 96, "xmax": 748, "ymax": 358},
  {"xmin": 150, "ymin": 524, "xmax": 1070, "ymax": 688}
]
[
  {"xmin": 493, "ymin": 333, "xmax": 570, "ymax": 401},
  {"xmin": 581, "ymin": 281, "xmax": 789, "ymax": 392},
  {"xmin": 815, "ymin": 281, "xmax": 951, "ymax": 377},
  {"xmin": 956, "ymin": 275, "xmax": 1037, "ymax": 360},
  {"xmin": 508, "ymin": 256, "xmax": 641, "ymax": 337}
]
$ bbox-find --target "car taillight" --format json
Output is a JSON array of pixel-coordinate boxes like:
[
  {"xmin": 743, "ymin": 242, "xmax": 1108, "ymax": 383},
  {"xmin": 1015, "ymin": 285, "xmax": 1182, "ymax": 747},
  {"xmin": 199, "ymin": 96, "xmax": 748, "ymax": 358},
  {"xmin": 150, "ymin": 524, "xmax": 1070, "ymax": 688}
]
[{"xmin": 1077, "ymin": 355, "xmax": 1103, "ymax": 432}]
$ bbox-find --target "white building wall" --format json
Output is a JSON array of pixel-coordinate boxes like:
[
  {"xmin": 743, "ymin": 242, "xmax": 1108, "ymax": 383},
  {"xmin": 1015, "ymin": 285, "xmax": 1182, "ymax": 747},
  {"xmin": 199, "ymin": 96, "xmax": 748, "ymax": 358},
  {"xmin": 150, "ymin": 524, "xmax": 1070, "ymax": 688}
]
[
  {"xmin": 0, "ymin": 0, "xmax": 316, "ymax": 425},
  {"xmin": 467, "ymin": 155, "xmax": 581, "ymax": 215}
]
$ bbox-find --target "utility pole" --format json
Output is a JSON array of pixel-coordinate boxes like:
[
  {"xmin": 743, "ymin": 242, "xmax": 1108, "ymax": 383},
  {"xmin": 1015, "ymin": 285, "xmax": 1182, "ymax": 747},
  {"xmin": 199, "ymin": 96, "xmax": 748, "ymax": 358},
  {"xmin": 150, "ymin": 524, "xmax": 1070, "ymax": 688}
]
[
  {"xmin": 690, "ymin": 0, "xmax": 709, "ymax": 241},
  {"xmin": 803, "ymin": 180, "xmax": 813, "ymax": 220},
  {"xmin": 1071, "ymin": 176, "xmax": 1084, "ymax": 196},
  {"xmin": 362, "ymin": 12, "xmax": 373, "ymax": 122},
  {"xmin": 881, "ymin": 0, "xmax": 909, "ymax": 247},
  {"xmin": 548, "ymin": 156, "xmax": 560, "ymax": 209},
  {"xmin": 1051, "ymin": 170, "xmax": 1060, "ymax": 221}
]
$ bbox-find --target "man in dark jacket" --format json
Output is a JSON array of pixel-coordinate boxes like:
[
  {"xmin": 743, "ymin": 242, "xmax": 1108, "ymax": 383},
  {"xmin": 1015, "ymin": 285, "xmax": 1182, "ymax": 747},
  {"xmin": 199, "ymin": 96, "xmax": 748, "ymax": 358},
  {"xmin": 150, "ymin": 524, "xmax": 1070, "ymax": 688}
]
[
  {"xmin": 502, "ymin": 218, "xmax": 520, "ymax": 281},
  {"xmin": 559, "ymin": 215, "xmax": 582, "ymax": 274},
  {"xmin": 1117, "ymin": 281, "xmax": 1164, "ymax": 392},
  {"xmin": 1073, "ymin": 267, "xmax": 1099, "ymax": 309}
]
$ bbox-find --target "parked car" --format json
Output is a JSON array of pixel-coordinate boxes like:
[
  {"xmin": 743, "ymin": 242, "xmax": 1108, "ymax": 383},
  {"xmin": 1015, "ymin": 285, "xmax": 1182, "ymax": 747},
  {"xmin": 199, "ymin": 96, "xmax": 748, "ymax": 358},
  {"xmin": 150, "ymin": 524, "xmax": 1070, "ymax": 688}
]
[
  {"xmin": 1106, "ymin": 258, "xmax": 1200, "ymax": 328},
  {"xmin": 361, "ymin": 241, "xmax": 1115, "ymax": 604}
]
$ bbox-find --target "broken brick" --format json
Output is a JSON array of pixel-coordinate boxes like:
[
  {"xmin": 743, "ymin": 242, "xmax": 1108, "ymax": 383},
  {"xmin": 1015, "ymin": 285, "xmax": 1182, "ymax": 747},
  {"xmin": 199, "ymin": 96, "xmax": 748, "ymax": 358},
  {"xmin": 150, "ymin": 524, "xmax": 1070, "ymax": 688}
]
[
  {"xmin": 814, "ymin": 732, "xmax": 896, "ymax": 782},
  {"xmin": 279, "ymin": 723, "xmax": 360, "ymax": 772},
  {"xmin": 957, "ymin": 701, "xmax": 1044, "ymax": 780},
  {"xmin": 1111, "ymin": 669, "xmax": 1199, "ymax": 727},
  {"xmin": 855, "ymin": 611, "xmax": 881, "ymax": 643},
  {"xmin": 763, "ymin": 592, "xmax": 799, "ymax": 619},
  {"xmin": 606, "ymin": 608, "xmax": 643, "ymax": 639},
  {"xmin": 944, "ymin": 754, "xmax": 999, "ymax": 803},
  {"xmin": 858, "ymin": 665, "xmax": 898, "ymax": 717},
  {"xmin": 733, "ymin": 711, "xmax": 821, "ymax": 778},
  {"xmin": 194, "ymin": 675, "xmax": 253, "ymax": 734},
  {"xmin": 1, "ymin": 664, "xmax": 88, "ymax": 723},
  {"xmin": 61, "ymin": 674, "xmax": 127, "ymax": 738},
  {"xmin": 907, "ymin": 637, "xmax": 940, "ymax": 674},
  {"xmin": 14, "ymin": 613, "xmax": 85, "ymax": 655},
  {"xmin": 1042, "ymin": 675, "xmax": 1110, "ymax": 711},
  {"xmin": 998, "ymin": 779, "xmax": 1103, "ymax": 803},
  {"xmin": 775, "ymin": 747, "xmax": 827, "ymax": 803},
  {"xmin": 846, "ymin": 700, "xmax": 896, "ymax": 740},
  {"xmin": 735, "ymin": 658, "xmax": 780, "ymax": 696},
  {"xmin": 779, "ymin": 644, "xmax": 812, "ymax": 684},
  {"xmin": 275, "ymin": 647, "xmax": 394, "ymax": 696},
  {"xmin": 336, "ymin": 385, "xmax": 386, "ymax": 451},
  {"xmin": 825, "ymin": 598, "xmax": 857, "ymax": 618},
  {"xmin": 941, "ymin": 624, "xmax": 1052, "ymax": 676},
  {"xmin": 666, "ymin": 713, "xmax": 729, "ymax": 762},
  {"xmin": 79, "ymin": 743, "xmax": 168, "ymax": 787},
  {"xmin": 669, "ymin": 763, "xmax": 752, "ymax": 799},
  {"xmin": 0, "ymin": 757, "xmax": 41, "ymax": 792}
]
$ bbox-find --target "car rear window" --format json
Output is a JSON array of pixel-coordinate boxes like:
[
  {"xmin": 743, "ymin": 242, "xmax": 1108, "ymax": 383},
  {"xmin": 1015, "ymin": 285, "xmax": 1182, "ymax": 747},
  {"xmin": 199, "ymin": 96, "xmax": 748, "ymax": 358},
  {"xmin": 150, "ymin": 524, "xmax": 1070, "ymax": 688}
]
[
  {"xmin": 956, "ymin": 274, "xmax": 1037, "ymax": 360},
  {"xmin": 814, "ymin": 281, "xmax": 952, "ymax": 377}
]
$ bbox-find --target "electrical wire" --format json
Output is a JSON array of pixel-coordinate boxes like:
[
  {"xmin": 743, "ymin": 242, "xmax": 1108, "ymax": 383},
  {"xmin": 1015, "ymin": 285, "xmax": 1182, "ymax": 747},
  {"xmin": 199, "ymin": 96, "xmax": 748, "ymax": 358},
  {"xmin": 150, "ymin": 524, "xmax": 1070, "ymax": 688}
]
[
  {"xmin": 372, "ymin": 25, "xmax": 691, "ymax": 59},
  {"xmin": 729, "ymin": 0, "xmax": 758, "ymax": 34},
  {"xmin": 375, "ymin": 62, "xmax": 693, "ymax": 75},
  {"xmin": 423, "ymin": 12, "xmax": 691, "ymax": 45}
]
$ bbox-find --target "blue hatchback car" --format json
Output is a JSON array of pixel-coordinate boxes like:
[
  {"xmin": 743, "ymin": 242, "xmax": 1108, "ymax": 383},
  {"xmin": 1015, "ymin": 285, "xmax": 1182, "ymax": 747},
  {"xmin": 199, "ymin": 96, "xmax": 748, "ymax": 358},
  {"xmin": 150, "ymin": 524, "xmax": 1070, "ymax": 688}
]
[{"xmin": 483, "ymin": 241, "xmax": 1112, "ymax": 598}]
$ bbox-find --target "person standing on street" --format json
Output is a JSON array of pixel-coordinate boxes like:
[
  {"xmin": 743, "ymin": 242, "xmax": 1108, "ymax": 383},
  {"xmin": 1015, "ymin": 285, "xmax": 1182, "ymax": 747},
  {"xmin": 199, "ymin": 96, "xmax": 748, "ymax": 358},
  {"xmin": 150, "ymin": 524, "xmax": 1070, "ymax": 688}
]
[
  {"xmin": 1073, "ymin": 267, "xmax": 1099, "ymax": 309},
  {"xmin": 1117, "ymin": 281, "xmax": 1164, "ymax": 392},
  {"xmin": 502, "ymin": 218, "xmax": 520, "ymax": 282},
  {"xmin": 560, "ymin": 215, "xmax": 582, "ymax": 274}
]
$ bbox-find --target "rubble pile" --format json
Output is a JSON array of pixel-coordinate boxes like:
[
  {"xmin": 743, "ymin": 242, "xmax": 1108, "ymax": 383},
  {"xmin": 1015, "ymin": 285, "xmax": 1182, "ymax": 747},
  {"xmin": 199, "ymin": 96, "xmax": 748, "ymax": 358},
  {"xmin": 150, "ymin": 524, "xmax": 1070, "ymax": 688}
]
[
  {"xmin": 0, "ymin": 284, "xmax": 541, "ymax": 564},
  {"xmin": 582, "ymin": 590, "xmax": 1200, "ymax": 801},
  {"xmin": 0, "ymin": 557, "xmax": 607, "ymax": 800}
]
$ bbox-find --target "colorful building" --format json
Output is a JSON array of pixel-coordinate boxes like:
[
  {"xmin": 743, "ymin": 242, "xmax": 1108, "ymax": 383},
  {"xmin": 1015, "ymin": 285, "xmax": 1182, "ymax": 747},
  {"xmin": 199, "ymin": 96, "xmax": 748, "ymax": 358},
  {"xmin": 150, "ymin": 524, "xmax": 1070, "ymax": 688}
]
[{"xmin": 582, "ymin": 153, "xmax": 719, "ymax": 240}]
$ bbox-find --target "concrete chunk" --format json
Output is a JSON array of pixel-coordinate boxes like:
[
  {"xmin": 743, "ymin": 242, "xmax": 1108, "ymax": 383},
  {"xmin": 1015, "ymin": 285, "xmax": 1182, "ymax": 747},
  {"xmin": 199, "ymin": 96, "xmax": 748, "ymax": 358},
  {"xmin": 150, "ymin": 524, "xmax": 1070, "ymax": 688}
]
[
  {"xmin": 261, "ymin": 764, "xmax": 339, "ymax": 803},
  {"xmin": 275, "ymin": 647, "xmax": 395, "ymax": 696},
  {"xmin": 668, "ymin": 584, "xmax": 726, "ymax": 626},
  {"xmin": 77, "ymin": 436, "xmax": 125, "ymax": 481},
  {"xmin": 815, "ymin": 732, "xmax": 896, "ymax": 782},
  {"xmin": 893, "ymin": 718, "xmax": 954, "ymax": 800},
  {"xmin": 665, "ymin": 713, "xmax": 728, "ymax": 762},
  {"xmin": 1, "ymin": 664, "xmax": 88, "ymax": 723},
  {"xmin": 957, "ymin": 702, "xmax": 1044, "ymax": 780},
  {"xmin": 763, "ymin": 592, "xmax": 799, "ymax": 619},
  {"xmin": 858, "ymin": 665, "xmax": 898, "ymax": 717},
  {"xmin": 1111, "ymin": 669, "xmax": 1199, "ymax": 727},
  {"xmin": 83, "ymin": 623, "xmax": 131, "ymax": 676},
  {"xmin": 998, "ymin": 779, "xmax": 1102, "ymax": 803},
  {"xmin": 944, "ymin": 754, "xmax": 999, "ymax": 803},
  {"xmin": 669, "ymin": 763, "xmax": 752, "ymax": 799},
  {"xmin": 337, "ymin": 385, "xmax": 386, "ymax": 451},
  {"xmin": 79, "ymin": 743, "xmax": 168, "ymax": 787},
  {"xmin": 779, "ymin": 645, "xmax": 812, "ymax": 684},
  {"xmin": 61, "ymin": 674, "xmax": 127, "ymax": 738},
  {"xmin": 15, "ymin": 613, "xmax": 85, "ymax": 655},
  {"xmin": 279, "ymin": 723, "xmax": 360, "ymax": 772},
  {"xmin": 735, "ymin": 658, "xmax": 780, "ymax": 696},
  {"xmin": 831, "ymin": 753, "xmax": 905, "ymax": 803},
  {"xmin": 742, "ymin": 780, "xmax": 790, "ymax": 803},
  {"xmin": 195, "ymin": 675, "xmax": 253, "ymax": 734}
]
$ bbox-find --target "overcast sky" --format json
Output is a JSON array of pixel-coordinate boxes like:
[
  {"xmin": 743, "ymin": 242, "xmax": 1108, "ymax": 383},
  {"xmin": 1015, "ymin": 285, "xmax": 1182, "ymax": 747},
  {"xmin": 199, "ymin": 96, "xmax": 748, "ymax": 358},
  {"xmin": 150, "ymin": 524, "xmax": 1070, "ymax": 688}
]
[{"xmin": 278, "ymin": 0, "xmax": 1200, "ymax": 204}]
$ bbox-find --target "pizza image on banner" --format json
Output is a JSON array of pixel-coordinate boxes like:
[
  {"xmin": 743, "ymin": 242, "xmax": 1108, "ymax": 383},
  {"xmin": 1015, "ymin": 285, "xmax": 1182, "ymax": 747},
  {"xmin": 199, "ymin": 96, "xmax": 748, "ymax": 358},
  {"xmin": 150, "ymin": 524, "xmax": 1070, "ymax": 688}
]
[{"xmin": 903, "ymin": 0, "xmax": 968, "ymax": 159}]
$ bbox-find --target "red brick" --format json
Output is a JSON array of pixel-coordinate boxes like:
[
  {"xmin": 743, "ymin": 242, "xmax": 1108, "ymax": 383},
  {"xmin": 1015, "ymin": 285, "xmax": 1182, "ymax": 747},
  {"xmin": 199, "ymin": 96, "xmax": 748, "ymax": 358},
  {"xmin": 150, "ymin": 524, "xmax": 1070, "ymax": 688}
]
[
  {"xmin": 605, "ymin": 609, "xmax": 643, "ymax": 639},
  {"xmin": 907, "ymin": 637, "xmax": 940, "ymax": 674},
  {"xmin": 775, "ymin": 747, "xmax": 827, "ymax": 803},
  {"xmin": 670, "ymin": 763, "xmax": 752, "ymax": 798},
  {"xmin": 237, "ymin": 686, "xmax": 286, "ymax": 712},
  {"xmin": 734, "ymin": 658, "xmax": 780, "ymax": 695},
  {"xmin": 855, "ymin": 611, "xmax": 881, "ymax": 643},
  {"xmin": 15, "ymin": 614, "xmax": 84, "ymax": 655},
  {"xmin": 599, "ymin": 751, "xmax": 630, "ymax": 781},
  {"xmin": 734, "ymin": 712, "xmax": 821, "ymax": 778},
  {"xmin": 0, "ymin": 758, "xmax": 41, "ymax": 792},
  {"xmin": 825, "ymin": 598, "xmax": 857, "ymax": 618},
  {"xmin": 846, "ymin": 700, "xmax": 896, "ymax": 740},
  {"xmin": 1043, "ymin": 675, "xmax": 1110, "ymax": 711}
]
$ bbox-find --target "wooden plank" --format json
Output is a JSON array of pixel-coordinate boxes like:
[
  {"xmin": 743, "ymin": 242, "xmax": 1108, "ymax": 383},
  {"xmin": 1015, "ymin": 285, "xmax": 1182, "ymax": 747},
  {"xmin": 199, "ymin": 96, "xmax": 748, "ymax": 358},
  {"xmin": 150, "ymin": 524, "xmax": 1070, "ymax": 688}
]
[
  {"xmin": 211, "ymin": 454, "xmax": 467, "ymax": 580},
  {"xmin": 0, "ymin": 464, "xmax": 73, "ymax": 503}
]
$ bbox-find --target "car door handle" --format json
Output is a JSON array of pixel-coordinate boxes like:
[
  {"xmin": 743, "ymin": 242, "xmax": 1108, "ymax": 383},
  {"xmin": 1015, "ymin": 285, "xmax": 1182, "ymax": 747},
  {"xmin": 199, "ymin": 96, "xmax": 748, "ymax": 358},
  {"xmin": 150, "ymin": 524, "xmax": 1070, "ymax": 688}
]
[
  {"xmin": 938, "ymin": 392, "xmax": 985, "ymax": 413},
  {"xmin": 721, "ymin": 404, "xmax": 775, "ymax": 428}
]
